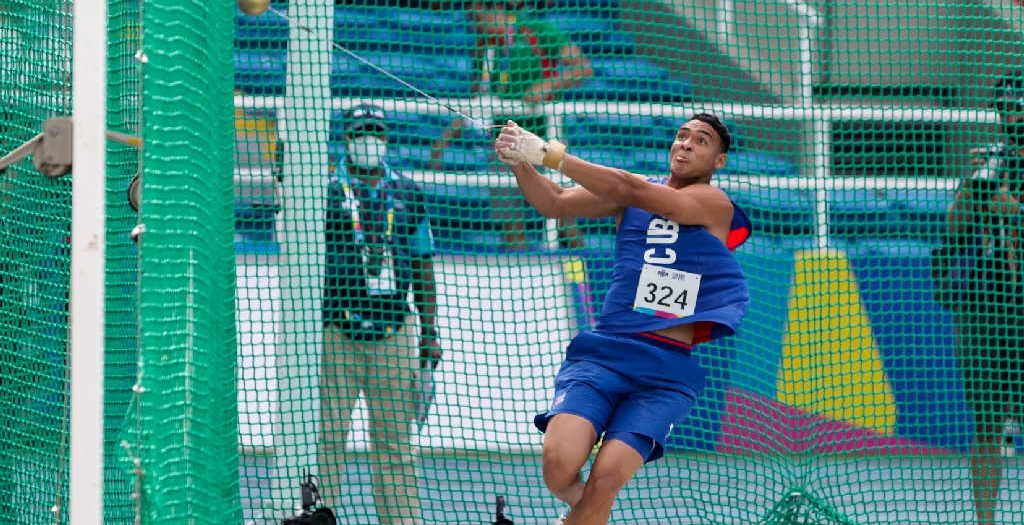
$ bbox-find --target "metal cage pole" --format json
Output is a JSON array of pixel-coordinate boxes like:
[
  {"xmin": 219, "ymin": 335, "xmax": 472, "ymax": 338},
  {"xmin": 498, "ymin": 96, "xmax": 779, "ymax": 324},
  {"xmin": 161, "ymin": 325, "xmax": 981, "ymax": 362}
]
[{"xmin": 69, "ymin": 0, "xmax": 108, "ymax": 523}]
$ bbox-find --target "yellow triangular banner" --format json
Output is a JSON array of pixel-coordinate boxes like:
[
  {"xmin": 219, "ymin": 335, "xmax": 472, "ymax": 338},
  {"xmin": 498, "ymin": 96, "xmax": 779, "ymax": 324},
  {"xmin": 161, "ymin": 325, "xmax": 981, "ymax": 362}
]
[{"xmin": 777, "ymin": 248, "xmax": 896, "ymax": 435}]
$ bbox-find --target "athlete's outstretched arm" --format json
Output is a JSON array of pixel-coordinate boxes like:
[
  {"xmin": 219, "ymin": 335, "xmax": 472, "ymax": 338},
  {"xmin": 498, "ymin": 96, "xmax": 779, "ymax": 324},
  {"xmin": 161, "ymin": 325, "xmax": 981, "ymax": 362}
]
[
  {"xmin": 556, "ymin": 154, "xmax": 731, "ymax": 230},
  {"xmin": 495, "ymin": 122, "xmax": 731, "ymax": 231},
  {"xmin": 507, "ymin": 160, "xmax": 622, "ymax": 220}
]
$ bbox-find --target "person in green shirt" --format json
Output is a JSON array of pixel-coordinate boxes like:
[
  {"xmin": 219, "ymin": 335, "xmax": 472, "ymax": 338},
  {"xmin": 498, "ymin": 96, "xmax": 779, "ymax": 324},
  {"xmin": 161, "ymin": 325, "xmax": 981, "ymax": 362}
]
[
  {"xmin": 431, "ymin": 0, "xmax": 592, "ymax": 250},
  {"xmin": 471, "ymin": 0, "xmax": 581, "ymax": 102}
]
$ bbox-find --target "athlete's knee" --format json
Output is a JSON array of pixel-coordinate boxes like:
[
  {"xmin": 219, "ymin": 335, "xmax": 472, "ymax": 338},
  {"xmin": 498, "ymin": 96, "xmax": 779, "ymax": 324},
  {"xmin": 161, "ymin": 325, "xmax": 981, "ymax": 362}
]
[
  {"xmin": 581, "ymin": 438, "xmax": 646, "ymax": 499},
  {"xmin": 543, "ymin": 417, "xmax": 597, "ymax": 481},
  {"xmin": 581, "ymin": 465, "xmax": 631, "ymax": 501},
  {"xmin": 542, "ymin": 445, "xmax": 584, "ymax": 488}
]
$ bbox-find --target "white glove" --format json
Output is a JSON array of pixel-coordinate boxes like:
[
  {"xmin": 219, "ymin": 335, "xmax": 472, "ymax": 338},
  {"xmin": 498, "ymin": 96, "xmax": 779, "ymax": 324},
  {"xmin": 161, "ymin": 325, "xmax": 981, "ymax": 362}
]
[
  {"xmin": 495, "ymin": 141, "xmax": 523, "ymax": 166},
  {"xmin": 494, "ymin": 121, "xmax": 567, "ymax": 169}
]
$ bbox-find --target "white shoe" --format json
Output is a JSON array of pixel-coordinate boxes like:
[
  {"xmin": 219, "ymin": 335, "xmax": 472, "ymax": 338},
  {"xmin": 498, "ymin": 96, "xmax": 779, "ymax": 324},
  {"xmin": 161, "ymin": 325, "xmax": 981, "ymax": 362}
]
[{"xmin": 552, "ymin": 511, "xmax": 569, "ymax": 525}]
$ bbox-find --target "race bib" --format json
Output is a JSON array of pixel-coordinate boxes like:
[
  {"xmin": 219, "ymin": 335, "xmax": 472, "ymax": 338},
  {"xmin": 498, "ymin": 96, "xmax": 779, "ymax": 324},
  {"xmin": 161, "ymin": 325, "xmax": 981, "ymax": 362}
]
[{"xmin": 632, "ymin": 264, "xmax": 701, "ymax": 319}]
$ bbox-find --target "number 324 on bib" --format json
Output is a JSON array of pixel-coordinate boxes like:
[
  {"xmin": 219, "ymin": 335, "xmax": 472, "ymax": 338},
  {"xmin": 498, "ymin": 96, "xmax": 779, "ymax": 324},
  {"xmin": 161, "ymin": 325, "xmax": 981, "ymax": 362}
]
[{"xmin": 632, "ymin": 264, "xmax": 701, "ymax": 319}]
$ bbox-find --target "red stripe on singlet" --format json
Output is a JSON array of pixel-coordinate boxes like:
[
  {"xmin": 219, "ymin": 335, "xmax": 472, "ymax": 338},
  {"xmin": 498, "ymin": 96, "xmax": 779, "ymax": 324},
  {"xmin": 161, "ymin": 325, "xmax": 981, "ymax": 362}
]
[{"xmin": 637, "ymin": 331, "xmax": 694, "ymax": 350}]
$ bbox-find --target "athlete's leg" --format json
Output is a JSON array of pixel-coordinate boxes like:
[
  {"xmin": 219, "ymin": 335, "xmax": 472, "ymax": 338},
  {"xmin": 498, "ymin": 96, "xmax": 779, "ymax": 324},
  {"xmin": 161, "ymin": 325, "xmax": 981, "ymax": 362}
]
[
  {"xmin": 536, "ymin": 333, "xmax": 665, "ymax": 516},
  {"xmin": 543, "ymin": 413, "xmax": 598, "ymax": 507},
  {"xmin": 565, "ymin": 438, "xmax": 645, "ymax": 525},
  {"xmin": 536, "ymin": 357, "xmax": 625, "ymax": 508},
  {"xmin": 564, "ymin": 386, "xmax": 696, "ymax": 524}
]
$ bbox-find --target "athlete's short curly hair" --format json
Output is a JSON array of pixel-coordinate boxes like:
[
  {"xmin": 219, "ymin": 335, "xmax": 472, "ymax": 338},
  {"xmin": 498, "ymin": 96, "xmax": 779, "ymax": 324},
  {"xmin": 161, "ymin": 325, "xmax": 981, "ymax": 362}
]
[{"xmin": 690, "ymin": 113, "xmax": 731, "ymax": 153}]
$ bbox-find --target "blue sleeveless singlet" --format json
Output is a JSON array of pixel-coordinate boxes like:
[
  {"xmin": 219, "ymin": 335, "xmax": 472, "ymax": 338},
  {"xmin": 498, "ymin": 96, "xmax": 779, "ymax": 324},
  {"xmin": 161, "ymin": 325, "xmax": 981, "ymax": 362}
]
[{"xmin": 594, "ymin": 191, "xmax": 751, "ymax": 344}]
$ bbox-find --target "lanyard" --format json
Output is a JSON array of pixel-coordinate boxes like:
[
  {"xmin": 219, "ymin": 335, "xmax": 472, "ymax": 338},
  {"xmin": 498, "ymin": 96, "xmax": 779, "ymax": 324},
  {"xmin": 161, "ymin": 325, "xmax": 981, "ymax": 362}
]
[
  {"xmin": 342, "ymin": 181, "xmax": 400, "ymax": 295},
  {"xmin": 341, "ymin": 182, "xmax": 394, "ymax": 246}
]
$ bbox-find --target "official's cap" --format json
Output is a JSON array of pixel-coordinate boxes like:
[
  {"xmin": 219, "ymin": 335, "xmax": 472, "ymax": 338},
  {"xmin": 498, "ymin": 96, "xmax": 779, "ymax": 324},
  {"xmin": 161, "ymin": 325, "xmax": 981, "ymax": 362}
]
[{"xmin": 343, "ymin": 104, "xmax": 387, "ymax": 135}]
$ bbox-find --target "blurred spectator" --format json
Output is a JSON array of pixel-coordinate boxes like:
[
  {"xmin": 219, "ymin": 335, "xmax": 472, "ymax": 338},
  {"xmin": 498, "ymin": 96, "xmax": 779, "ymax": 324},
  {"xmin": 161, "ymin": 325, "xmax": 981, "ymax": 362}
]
[
  {"xmin": 935, "ymin": 71, "xmax": 1024, "ymax": 525},
  {"xmin": 430, "ymin": 0, "xmax": 592, "ymax": 250}
]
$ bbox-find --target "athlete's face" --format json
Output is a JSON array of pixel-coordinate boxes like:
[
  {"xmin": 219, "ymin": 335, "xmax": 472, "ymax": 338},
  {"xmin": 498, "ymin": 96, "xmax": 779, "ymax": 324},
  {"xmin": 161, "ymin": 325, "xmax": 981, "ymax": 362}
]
[{"xmin": 669, "ymin": 120, "xmax": 727, "ymax": 181}]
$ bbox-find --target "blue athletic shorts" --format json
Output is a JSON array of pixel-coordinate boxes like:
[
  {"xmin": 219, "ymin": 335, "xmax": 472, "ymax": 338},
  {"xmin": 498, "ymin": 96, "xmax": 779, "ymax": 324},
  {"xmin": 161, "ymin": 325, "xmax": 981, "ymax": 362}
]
[{"xmin": 533, "ymin": 331, "xmax": 703, "ymax": 462}]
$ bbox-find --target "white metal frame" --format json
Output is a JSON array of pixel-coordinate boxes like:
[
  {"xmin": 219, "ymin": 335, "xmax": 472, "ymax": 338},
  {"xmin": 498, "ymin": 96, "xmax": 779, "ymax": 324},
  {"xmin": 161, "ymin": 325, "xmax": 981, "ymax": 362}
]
[
  {"xmin": 269, "ymin": 0, "xmax": 334, "ymax": 519},
  {"xmin": 237, "ymin": 93, "xmax": 995, "ymax": 249},
  {"xmin": 70, "ymin": 0, "xmax": 108, "ymax": 524},
  {"xmin": 235, "ymin": 96, "xmax": 998, "ymax": 135}
]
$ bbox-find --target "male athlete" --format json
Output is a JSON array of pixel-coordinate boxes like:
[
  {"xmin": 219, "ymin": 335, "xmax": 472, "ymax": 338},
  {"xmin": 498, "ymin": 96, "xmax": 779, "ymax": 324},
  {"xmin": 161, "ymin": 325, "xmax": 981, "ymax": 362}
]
[{"xmin": 494, "ymin": 113, "xmax": 751, "ymax": 525}]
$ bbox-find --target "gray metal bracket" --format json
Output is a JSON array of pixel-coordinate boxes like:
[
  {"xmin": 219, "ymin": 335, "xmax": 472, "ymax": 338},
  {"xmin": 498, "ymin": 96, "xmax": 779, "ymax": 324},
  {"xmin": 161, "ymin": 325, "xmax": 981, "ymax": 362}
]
[{"xmin": 0, "ymin": 117, "xmax": 141, "ymax": 177}]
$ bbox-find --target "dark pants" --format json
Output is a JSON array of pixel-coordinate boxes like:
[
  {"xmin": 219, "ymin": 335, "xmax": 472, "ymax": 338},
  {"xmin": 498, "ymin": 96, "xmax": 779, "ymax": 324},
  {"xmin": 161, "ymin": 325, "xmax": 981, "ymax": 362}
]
[{"xmin": 956, "ymin": 285, "xmax": 1024, "ymax": 428}]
